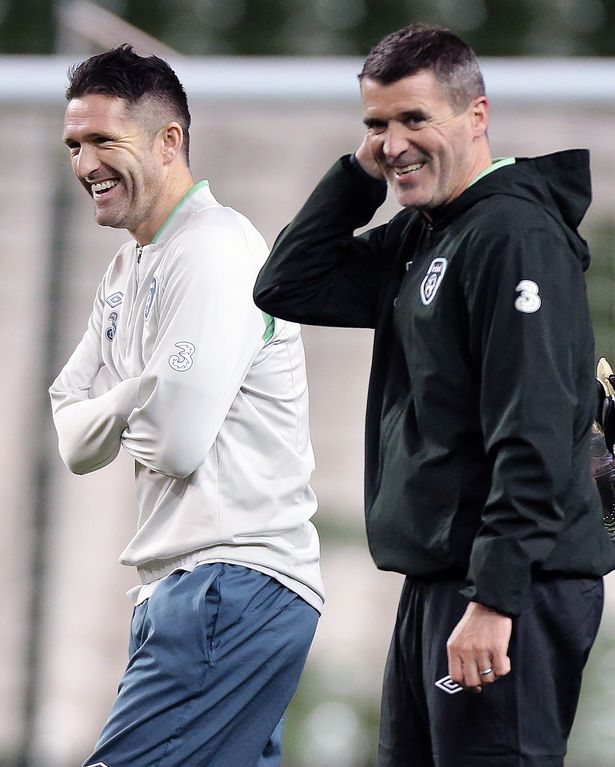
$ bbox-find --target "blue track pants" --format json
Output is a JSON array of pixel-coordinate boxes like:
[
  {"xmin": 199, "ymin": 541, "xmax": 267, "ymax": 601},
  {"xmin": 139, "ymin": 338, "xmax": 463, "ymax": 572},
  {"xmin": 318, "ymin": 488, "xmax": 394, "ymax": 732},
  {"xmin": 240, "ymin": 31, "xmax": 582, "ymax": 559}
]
[{"xmin": 83, "ymin": 563, "xmax": 319, "ymax": 767}]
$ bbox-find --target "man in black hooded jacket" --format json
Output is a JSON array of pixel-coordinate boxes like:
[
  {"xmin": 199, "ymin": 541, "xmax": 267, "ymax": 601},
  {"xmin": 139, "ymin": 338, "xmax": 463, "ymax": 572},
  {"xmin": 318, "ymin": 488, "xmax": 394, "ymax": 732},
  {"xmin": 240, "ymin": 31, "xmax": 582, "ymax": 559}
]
[{"xmin": 254, "ymin": 23, "xmax": 615, "ymax": 767}]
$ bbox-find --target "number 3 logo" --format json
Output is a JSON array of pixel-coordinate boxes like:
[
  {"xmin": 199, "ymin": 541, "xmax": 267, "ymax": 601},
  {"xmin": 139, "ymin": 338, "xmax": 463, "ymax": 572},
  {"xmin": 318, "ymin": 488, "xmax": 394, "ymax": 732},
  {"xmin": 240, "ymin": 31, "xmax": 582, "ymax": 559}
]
[
  {"xmin": 514, "ymin": 280, "xmax": 541, "ymax": 313},
  {"xmin": 169, "ymin": 341, "xmax": 196, "ymax": 372}
]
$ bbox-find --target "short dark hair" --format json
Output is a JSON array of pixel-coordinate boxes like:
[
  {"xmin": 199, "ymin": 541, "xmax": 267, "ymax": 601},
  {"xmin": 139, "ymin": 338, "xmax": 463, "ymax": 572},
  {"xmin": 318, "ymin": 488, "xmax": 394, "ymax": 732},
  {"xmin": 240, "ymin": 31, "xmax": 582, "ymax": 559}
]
[
  {"xmin": 359, "ymin": 24, "xmax": 485, "ymax": 110},
  {"xmin": 66, "ymin": 44, "xmax": 191, "ymax": 161}
]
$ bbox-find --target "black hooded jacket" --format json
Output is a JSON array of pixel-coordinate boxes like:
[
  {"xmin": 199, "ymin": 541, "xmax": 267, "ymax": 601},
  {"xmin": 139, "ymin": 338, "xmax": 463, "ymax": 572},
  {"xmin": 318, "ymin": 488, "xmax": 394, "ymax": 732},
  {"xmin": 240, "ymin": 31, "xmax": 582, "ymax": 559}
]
[{"xmin": 254, "ymin": 150, "xmax": 615, "ymax": 616}]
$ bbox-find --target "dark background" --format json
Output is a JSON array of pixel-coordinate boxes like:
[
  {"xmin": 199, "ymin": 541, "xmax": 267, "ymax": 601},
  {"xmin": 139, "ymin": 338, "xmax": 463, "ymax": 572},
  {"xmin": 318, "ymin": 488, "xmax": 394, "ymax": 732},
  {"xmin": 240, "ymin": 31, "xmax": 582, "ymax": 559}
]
[{"xmin": 3, "ymin": 0, "xmax": 615, "ymax": 56}]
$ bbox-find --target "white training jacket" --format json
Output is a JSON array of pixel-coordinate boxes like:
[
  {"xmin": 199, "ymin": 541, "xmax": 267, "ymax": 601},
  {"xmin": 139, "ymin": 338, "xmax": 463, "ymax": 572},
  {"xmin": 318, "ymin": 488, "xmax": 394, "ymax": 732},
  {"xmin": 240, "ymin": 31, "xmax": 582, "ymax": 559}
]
[{"xmin": 49, "ymin": 181, "xmax": 323, "ymax": 611}]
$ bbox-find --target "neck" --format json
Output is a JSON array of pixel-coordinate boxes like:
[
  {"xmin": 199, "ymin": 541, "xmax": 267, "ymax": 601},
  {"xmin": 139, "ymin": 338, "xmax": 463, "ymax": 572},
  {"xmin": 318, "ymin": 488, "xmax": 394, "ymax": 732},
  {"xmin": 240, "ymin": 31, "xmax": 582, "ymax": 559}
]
[
  {"xmin": 470, "ymin": 137, "xmax": 493, "ymax": 175},
  {"xmin": 132, "ymin": 168, "xmax": 194, "ymax": 246},
  {"xmin": 460, "ymin": 144, "xmax": 493, "ymax": 194},
  {"xmin": 441, "ymin": 143, "xmax": 492, "ymax": 210}
]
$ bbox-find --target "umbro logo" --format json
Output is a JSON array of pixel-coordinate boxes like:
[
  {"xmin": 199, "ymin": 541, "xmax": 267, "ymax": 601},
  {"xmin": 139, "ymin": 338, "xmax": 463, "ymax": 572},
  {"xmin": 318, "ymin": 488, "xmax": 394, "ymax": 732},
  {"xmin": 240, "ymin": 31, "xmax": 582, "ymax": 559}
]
[
  {"xmin": 105, "ymin": 291, "xmax": 124, "ymax": 308},
  {"xmin": 435, "ymin": 675, "xmax": 463, "ymax": 695}
]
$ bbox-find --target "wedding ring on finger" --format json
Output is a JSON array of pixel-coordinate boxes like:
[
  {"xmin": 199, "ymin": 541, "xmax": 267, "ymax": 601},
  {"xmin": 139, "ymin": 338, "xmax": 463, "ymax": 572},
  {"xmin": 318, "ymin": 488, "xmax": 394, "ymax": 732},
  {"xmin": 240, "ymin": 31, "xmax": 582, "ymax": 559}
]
[{"xmin": 480, "ymin": 667, "xmax": 493, "ymax": 676}]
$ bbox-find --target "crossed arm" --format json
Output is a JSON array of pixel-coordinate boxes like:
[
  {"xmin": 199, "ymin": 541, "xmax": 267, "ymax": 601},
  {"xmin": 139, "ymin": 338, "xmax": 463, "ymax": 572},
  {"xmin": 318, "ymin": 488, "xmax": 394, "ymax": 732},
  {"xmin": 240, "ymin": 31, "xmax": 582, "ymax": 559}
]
[{"xmin": 50, "ymin": 222, "xmax": 267, "ymax": 478}]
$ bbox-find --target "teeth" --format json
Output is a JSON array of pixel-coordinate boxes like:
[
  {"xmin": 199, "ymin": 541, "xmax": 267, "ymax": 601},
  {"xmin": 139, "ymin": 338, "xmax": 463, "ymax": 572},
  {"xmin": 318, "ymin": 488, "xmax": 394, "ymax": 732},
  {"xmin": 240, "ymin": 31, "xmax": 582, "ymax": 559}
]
[
  {"xmin": 91, "ymin": 179, "xmax": 118, "ymax": 193},
  {"xmin": 395, "ymin": 162, "xmax": 425, "ymax": 176}
]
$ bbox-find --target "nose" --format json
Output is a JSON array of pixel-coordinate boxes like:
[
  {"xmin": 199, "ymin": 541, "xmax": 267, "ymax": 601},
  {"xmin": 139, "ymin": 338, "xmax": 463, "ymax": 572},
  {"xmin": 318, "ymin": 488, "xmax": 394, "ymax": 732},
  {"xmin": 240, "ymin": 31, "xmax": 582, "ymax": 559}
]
[
  {"xmin": 382, "ymin": 121, "xmax": 410, "ymax": 161},
  {"xmin": 73, "ymin": 144, "xmax": 101, "ymax": 180}
]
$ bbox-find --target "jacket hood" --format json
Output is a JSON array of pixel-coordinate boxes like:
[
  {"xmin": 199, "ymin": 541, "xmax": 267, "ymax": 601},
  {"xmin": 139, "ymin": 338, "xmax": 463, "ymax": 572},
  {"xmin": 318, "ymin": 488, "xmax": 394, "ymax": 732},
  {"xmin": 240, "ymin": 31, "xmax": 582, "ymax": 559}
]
[{"xmin": 430, "ymin": 149, "xmax": 592, "ymax": 270}]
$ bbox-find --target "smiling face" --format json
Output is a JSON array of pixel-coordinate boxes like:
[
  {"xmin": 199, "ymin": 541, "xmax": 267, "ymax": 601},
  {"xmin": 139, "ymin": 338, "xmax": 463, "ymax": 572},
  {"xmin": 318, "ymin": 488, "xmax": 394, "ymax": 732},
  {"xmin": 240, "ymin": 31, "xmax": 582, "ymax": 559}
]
[
  {"xmin": 63, "ymin": 94, "xmax": 167, "ymax": 241},
  {"xmin": 360, "ymin": 70, "xmax": 491, "ymax": 210}
]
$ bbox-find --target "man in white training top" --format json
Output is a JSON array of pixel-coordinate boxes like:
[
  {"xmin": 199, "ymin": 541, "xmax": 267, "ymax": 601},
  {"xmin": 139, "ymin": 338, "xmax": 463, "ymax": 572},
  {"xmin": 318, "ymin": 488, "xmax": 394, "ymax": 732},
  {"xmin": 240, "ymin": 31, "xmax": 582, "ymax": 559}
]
[{"xmin": 50, "ymin": 44, "xmax": 321, "ymax": 767}]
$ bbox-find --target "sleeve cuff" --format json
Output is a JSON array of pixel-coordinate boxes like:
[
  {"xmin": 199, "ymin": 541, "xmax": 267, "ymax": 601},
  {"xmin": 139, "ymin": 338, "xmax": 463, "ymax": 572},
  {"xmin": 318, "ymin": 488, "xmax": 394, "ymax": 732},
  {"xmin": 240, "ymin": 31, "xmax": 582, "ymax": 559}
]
[{"xmin": 345, "ymin": 153, "xmax": 388, "ymax": 190}]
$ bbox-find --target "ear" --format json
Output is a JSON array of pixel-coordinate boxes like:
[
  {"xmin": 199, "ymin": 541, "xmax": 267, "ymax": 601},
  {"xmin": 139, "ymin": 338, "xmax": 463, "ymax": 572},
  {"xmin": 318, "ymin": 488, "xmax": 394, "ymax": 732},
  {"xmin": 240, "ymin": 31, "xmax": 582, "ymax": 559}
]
[
  {"xmin": 160, "ymin": 121, "xmax": 184, "ymax": 164},
  {"xmin": 471, "ymin": 96, "xmax": 489, "ymax": 138}
]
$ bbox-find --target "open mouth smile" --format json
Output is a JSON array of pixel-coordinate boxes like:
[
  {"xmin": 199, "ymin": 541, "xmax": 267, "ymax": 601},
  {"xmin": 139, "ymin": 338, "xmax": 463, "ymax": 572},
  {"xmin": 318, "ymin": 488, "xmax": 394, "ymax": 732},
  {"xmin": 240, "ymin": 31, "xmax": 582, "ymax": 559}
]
[
  {"xmin": 393, "ymin": 162, "xmax": 426, "ymax": 177},
  {"xmin": 91, "ymin": 179, "xmax": 120, "ymax": 195}
]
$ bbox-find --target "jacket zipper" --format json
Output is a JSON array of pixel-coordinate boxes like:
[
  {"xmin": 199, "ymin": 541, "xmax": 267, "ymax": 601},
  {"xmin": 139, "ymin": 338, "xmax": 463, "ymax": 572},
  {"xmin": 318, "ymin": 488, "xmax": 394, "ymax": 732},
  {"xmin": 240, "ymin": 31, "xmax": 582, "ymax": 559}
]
[
  {"xmin": 394, "ymin": 219, "xmax": 434, "ymax": 308},
  {"xmin": 126, "ymin": 243, "xmax": 144, "ymax": 329}
]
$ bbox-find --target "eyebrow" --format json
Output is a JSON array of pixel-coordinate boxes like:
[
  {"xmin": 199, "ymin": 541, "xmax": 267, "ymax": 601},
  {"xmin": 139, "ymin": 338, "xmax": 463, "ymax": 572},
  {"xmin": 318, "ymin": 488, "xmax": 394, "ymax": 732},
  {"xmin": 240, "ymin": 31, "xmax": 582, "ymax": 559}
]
[
  {"xmin": 363, "ymin": 116, "xmax": 386, "ymax": 128},
  {"xmin": 63, "ymin": 131, "xmax": 114, "ymax": 147},
  {"xmin": 363, "ymin": 109, "xmax": 429, "ymax": 128}
]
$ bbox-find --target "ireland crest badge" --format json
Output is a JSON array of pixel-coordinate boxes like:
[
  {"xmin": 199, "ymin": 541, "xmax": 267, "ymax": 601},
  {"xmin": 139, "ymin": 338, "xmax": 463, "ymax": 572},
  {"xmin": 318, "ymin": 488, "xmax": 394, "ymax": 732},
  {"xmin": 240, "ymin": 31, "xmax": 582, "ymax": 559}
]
[{"xmin": 420, "ymin": 257, "xmax": 448, "ymax": 306}]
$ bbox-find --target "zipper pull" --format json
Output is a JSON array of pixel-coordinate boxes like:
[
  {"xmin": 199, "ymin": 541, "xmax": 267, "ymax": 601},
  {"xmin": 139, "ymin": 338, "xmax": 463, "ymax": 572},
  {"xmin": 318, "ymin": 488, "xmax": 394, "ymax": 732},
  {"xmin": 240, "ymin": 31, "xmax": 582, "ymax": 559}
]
[{"xmin": 425, "ymin": 221, "xmax": 434, "ymax": 246}]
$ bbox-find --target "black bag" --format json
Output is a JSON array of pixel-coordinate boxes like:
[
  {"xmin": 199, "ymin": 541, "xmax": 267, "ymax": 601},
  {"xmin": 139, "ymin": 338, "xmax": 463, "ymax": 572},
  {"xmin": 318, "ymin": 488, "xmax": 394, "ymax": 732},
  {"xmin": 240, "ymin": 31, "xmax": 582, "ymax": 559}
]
[{"xmin": 593, "ymin": 357, "xmax": 615, "ymax": 540}]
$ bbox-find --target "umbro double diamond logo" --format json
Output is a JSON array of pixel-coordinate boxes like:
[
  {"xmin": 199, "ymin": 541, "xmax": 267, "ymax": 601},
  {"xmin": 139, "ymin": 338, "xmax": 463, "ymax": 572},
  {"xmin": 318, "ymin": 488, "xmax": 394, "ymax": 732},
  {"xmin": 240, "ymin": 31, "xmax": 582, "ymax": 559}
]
[{"xmin": 435, "ymin": 674, "xmax": 463, "ymax": 695}]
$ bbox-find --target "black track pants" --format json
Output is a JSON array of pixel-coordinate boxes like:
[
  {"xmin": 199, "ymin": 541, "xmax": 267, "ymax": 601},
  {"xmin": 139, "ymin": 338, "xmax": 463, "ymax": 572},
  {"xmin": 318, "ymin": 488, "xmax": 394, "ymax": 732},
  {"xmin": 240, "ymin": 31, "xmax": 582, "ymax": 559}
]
[{"xmin": 378, "ymin": 575, "xmax": 604, "ymax": 767}]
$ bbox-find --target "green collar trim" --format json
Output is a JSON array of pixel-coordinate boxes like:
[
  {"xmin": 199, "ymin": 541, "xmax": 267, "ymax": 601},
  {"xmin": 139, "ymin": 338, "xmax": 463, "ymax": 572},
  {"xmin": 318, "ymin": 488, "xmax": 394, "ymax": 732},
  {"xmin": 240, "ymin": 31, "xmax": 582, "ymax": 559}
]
[
  {"xmin": 152, "ymin": 180, "xmax": 210, "ymax": 244},
  {"xmin": 262, "ymin": 312, "xmax": 275, "ymax": 343},
  {"xmin": 468, "ymin": 157, "xmax": 515, "ymax": 188}
]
